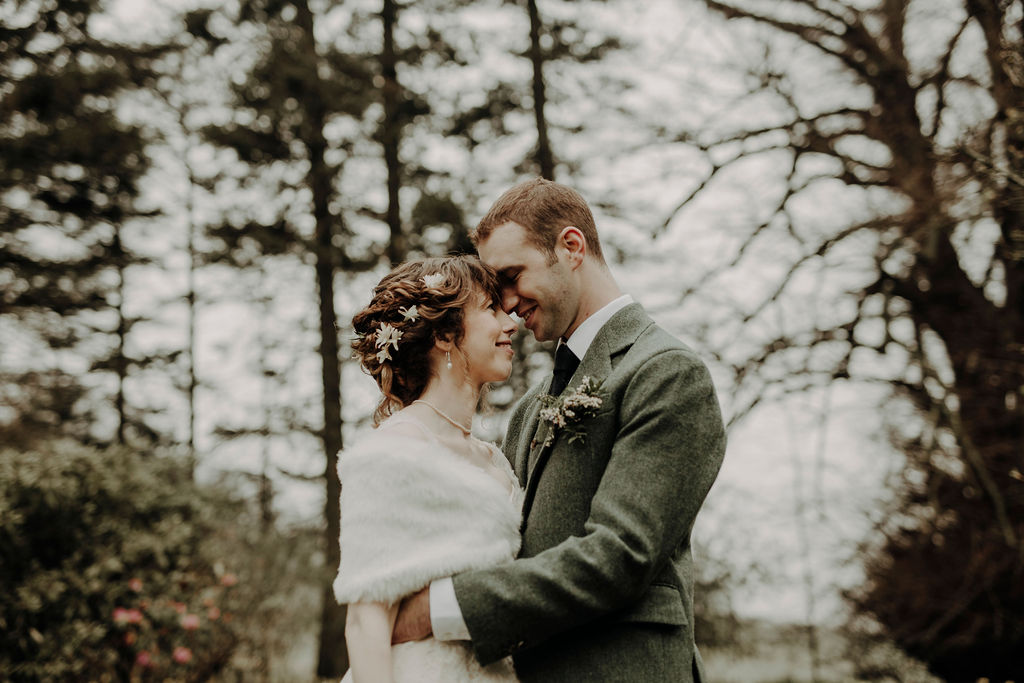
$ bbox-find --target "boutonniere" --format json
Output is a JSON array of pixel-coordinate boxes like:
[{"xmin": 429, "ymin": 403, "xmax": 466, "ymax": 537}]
[{"xmin": 532, "ymin": 376, "xmax": 603, "ymax": 450}]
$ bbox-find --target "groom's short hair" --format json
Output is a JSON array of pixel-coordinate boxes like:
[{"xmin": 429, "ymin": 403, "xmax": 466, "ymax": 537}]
[{"xmin": 472, "ymin": 178, "xmax": 605, "ymax": 264}]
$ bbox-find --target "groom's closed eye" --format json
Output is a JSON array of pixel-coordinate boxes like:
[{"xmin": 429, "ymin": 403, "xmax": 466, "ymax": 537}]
[{"xmin": 497, "ymin": 269, "xmax": 520, "ymax": 286}]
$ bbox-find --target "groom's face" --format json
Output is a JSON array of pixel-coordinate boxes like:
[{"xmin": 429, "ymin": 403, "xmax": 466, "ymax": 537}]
[{"xmin": 477, "ymin": 221, "xmax": 578, "ymax": 343}]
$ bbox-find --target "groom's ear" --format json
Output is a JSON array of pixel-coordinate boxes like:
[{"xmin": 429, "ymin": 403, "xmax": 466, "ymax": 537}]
[{"xmin": 557, "ymin": 226, "xmax": 586, "ymax": 267}]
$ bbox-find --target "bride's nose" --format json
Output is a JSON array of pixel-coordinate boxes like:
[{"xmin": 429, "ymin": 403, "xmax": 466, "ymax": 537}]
[{"xmin": 500, "ymin": 310, "xmax": 516, "ymax": 333}]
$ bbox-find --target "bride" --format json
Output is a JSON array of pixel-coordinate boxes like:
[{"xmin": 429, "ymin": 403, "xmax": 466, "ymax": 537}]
[{"xmin": 335, "ymin": 255, "xmax": 521, "ymax": 682}]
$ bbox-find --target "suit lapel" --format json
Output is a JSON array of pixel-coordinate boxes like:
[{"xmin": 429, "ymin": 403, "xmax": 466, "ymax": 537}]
[
  {"xmin": 515, "ymin": 394, "xmax": 545, "ymax": 484},
  {"xmin": 521, "ymin": 303, "xmax": 652, "ymax": 518}
]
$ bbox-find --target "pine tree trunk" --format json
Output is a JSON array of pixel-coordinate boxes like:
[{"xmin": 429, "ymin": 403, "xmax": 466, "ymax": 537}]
[
  {"xmin": 292, "ymin": 0, "xmax": 348, "ymax": 675},
  {"xmin": 113, "ymin": 225, "xmax": 128, "ymax": 446},
  {"xmin": 184, "ymin": 125, "xmax": 199, "ymax": 478},
  {"xmin": 527, "ymin": 0, "xmax": 555, "ymax": 180},
  {"xmin": 382, "ymin": 0, "xmax": 405, "ymax": 265}
]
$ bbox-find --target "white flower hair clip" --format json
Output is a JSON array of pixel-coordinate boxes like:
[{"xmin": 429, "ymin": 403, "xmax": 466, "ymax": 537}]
[
  {"xmin": 373, "ymin": 322, "xmax": 403, "ymax": 363},
  {"xmin": 399, "ymin": 305, "xmax": 419, "ymax": 322},
  {"xmin": 421, "ymin": 272, "xmax": 445, "ymax": 288}
]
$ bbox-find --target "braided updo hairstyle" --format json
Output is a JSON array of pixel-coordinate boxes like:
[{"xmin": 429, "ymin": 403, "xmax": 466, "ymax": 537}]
[{"xmin": 351, "ymin": 255, "xmax": 503, "ymax": 425}]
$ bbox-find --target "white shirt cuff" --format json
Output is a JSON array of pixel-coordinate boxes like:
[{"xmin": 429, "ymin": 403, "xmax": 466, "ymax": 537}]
[{"xmin": 429, "ymin": 577, "xmax": 471, "ymax": 640}]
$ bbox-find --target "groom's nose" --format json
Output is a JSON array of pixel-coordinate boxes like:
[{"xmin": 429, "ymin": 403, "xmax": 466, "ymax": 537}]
[{"xmin": 500, "ymin": 287, "xmax": 519, "ymax": 314}]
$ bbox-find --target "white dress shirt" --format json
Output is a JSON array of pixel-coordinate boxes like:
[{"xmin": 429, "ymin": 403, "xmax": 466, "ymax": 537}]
[{"xmin": 429, "ymin": 294, "xmax": 634, "ymax": 641}]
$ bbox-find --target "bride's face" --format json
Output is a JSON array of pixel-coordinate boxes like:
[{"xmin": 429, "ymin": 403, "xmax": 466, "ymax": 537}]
[{"xmin": 457, "ymin": 290, "xmax": 517, "ymax": 386}]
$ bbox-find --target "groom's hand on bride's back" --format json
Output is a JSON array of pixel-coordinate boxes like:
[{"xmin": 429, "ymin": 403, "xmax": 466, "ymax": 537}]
[{"xmin": 391, "ymin": 586, "xmax": 432, "ymax": 644}]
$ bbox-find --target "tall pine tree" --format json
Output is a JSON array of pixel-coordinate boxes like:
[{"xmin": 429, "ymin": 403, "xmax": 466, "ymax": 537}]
[
  {"xmin": 0, "ymin": 0, "xmax": 173, "ymax": 446},
  {"xmin": 197, "ymin": 0, "xmax": 379, "ymax": 674}
]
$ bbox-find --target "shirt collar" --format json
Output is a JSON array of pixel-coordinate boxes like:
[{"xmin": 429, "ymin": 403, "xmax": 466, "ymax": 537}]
[{"xmin": 561, "ymin": 294, "xmax": 634, "ymax": 360}]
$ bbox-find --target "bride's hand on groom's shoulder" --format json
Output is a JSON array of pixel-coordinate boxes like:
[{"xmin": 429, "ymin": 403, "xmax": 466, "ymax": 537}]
[{"xmin": 391, "ymin": 586, "xmax": 432, "ymax": 644}]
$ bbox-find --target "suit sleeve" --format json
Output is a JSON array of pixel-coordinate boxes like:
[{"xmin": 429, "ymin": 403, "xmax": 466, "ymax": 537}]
[{"xmin": 452, "ymin": 349, "xmax": 726, "ymax": 664}]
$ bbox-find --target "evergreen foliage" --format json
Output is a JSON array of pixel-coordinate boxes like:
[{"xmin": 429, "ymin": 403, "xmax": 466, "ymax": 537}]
[
  {"xmin": 197, "ymin": 1, "xmax": 380, "ymax": 673},
  {"xmin": 0, "ymin": 0, "xmax": 174, "ymax": 445}
]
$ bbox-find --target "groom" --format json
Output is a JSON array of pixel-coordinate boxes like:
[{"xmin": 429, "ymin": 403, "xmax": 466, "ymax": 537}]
[{"xmin": 393, "ymin": 178, "xmax": 726, "ymax": 681}]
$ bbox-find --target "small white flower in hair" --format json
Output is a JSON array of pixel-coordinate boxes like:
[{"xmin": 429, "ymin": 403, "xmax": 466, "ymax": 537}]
[
  {"xmin": 399, "ymin": 305, "xmax": 419, "ymax": 322},
  {"xmin": 374, "ymin": 323, "xmax": 403, "ymax": 351},
  {"xmin": 375, "ymin": 347, "xmax": 392, "ymax": 364},
  {"xmin": 421, "ymin": 272, "xmax": 445, "ymax": 288}
]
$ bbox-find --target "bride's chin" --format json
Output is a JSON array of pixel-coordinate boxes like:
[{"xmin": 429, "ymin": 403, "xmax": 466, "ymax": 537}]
[
  {"xmin": 477, "ymin": 358, "xmax": 513, "ymax": 384},
  {"xmin": 491, "ymin": 366, "xmax": 513, "ymax": 383}
]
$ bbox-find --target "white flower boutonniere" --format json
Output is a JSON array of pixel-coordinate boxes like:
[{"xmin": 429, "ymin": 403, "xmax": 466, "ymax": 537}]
[{"xmin": 533, "ymin": 375, "xmax": 603, "ymax": 450}]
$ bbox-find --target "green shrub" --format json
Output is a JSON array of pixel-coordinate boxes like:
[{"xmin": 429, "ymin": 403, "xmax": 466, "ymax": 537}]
[{"xmin": 0, "ymin": 440, "xmax": 248, "ymax": 681}]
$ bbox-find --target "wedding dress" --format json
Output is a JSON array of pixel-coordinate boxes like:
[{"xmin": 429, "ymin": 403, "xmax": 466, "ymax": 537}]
[{"xmin": 334, "ymin": 414, "xmax": 523, "ymax": 682}]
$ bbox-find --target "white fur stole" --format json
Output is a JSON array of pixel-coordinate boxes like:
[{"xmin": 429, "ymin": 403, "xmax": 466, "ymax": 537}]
[{"xmin": 333, "ymin": 428, "xmax": 522, "ymax": 606}]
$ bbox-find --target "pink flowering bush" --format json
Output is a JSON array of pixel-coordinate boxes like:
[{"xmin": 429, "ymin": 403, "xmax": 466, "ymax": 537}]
[
  {"xmin": 0, "ymin": 441, "xmax": 254, "ymax": 681},
  {"xmin": 105, "ymin": 567, "xmax": 245, "ymax": 680}
]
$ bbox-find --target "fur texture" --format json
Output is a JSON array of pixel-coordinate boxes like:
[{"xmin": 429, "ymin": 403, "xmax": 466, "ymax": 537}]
[
  {"xmin": 333, "ymin": 427, "xmax": 522, "ymax": 607},
  {"xmin": 340, "ymin": 640, "xmax": 518, "ymax": 683}
]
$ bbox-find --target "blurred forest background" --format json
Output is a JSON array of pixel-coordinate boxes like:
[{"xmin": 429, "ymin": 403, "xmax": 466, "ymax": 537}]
[{"xmin": 1, "ymin": 0, "xmax": 1021, "ymax": 681}]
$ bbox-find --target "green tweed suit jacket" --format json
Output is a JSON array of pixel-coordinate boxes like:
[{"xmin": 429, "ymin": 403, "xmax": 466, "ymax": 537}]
[{"xmin": 452, "ymin": 303, "xmax": 727, "ymax": 682}]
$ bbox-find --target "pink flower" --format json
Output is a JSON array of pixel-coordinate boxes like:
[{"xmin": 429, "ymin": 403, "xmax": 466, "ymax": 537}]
[
  {"xmin": 207, "ymin": 606, "xmax": 221, "ymax": 621},
  {"xmin": 135, "ymin": 651, "xmax": 153, "ymax": 668},
  {"xmin": 180, "ymin": 613, "xmax": 201, "ymax": 630},
  {"xmin": 170, "ymin": 601, "xmax": 187, "ymax": 614},
  {"xmin": 128, "ymin": 578, "xmax": 143, "ymax": 592},
  {"xmin": 220, "ymin": 573, "xmax": 238, "ymax": 587},
  {"xmin": 125, "ymin": 609, "xmax": 143, "ymax": 624},
  {"xmin": 172, "ymin": 646, "xmax": 193, "ymax": 664}
]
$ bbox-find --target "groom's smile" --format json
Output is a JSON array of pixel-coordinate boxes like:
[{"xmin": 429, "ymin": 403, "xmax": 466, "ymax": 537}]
[{"xmin": 517, "ymin": 304, "xmax": 538, "ymax": 331}]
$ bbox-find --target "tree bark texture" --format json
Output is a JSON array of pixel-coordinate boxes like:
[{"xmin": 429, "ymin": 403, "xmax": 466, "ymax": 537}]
[
  {"xmin": 527, "ymin": 0, "xmax": 555, "ymax": 180},
  {"xmin": 292, "ymin": 0, "xmax": 348, "ymax": 676},
  {"xmin": 381, "ymin": 0, "xmax": 406, "ymax": 265}
]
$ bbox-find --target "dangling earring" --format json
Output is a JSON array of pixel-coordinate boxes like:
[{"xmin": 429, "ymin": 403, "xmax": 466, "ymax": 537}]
[{"xmin": 446, "ymin": 351, "xmax": 453, "ymax": 370}]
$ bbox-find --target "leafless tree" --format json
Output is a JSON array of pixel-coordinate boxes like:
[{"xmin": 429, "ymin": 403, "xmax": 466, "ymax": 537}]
[{"xmin": 665, "ymin": 1, "xmax": 1023, "ymax": 678}]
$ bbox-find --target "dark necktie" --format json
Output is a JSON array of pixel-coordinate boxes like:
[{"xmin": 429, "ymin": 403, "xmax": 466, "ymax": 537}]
[{"xmin": 549, "ymin": 344, "xmax": 581, "ymax": 396}]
